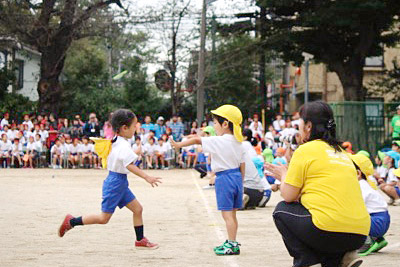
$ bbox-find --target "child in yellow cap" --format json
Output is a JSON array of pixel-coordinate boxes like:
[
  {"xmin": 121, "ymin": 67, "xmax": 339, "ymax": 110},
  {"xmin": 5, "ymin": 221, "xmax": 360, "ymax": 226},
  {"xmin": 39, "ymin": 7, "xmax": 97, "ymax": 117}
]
[
  {"xmin": 171, "ymin": 104, "xmax": 245, "ymax": 256},
  {"xmin": 350, "ymin": 154, "xmax": 390, "ymax": 256}
]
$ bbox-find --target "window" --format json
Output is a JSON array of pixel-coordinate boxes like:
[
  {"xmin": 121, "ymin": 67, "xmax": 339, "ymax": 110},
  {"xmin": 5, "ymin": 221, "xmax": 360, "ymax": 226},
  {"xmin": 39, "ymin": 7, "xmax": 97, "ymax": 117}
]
[
  {"xmin": 0, "ymin": 51, "xmax": 6, "ymax": 69},
  {"xmin": 365, "ymin": 56, "xmax": 384, "ymax": 67},
  {"xmin": 14, "ymin": 59, "xmax": 24, "ymax": 89}
]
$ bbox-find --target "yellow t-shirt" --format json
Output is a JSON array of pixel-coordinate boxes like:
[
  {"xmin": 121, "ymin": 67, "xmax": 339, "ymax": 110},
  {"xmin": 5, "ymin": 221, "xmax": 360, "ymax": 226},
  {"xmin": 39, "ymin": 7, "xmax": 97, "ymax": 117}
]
[{"xmin": 285, "ymin": 140, "xmax": 370, "ymax": 236}]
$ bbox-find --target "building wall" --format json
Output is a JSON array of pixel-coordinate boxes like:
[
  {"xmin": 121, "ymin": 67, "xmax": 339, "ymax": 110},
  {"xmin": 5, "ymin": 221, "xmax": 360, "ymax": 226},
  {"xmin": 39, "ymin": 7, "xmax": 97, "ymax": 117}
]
[
  {"xmin": 287, "ymin": 44, "xmax": 400, "ymax": 110},
  {"xmin": 14, "ymin": 50, "xmax": 41, "ymax": 101}
]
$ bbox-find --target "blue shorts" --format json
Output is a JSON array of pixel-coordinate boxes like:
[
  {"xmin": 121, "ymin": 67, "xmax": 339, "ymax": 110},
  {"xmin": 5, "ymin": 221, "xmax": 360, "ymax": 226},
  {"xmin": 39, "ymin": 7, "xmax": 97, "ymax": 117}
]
[
  {"xmin": 267, "ymin": 176, "xmax": 276, "ymax": 184},
  {"xmin": 370, "ymin": 211, "xmax": 391, "ymax": 238},
  {"xmin": 215, "ymin": 168, "xmax": 243, "ymax": 211},
  {"xmin": 101, "ymin": 171, "xmax": 136, "ymax": 213},
  {"xmin": 395, "ymin": 186, "xmax": 400, "ymax": 197}
]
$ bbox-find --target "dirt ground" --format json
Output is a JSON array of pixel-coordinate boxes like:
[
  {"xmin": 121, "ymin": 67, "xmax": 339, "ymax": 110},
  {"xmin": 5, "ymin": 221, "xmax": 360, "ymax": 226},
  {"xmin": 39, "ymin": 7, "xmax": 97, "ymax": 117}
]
[{"xmin": 0, "ymin": 168, "xmax": 400, "ymax": 267}]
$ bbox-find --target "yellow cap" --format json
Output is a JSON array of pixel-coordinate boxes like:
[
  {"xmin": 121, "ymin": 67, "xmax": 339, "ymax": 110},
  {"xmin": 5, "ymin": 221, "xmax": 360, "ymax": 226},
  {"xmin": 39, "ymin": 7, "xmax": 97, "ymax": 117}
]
[
  {"xmin": 211, "ymin": 104, "xmax": 243, "ymax": 142},
  {"xmin": 350, "ymin": 154, "xmax": 374, "ymax": 177},
  {"xmin": 394, "ymin": 168, "xmax": 400, "ymax": 178}
]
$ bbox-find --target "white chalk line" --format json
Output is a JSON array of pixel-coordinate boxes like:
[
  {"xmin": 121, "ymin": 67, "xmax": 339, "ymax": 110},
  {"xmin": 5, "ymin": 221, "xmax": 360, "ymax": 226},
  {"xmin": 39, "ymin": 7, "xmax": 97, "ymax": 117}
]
[{"xmin": 191, "ymin": 171, "xmax": 240, "ymax": 267}]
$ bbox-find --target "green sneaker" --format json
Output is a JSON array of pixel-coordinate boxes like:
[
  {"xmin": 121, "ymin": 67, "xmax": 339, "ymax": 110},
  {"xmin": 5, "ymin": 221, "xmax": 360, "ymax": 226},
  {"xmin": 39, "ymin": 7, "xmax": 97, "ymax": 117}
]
[
  {"xmin": 358, "ymin": 237, "xmax": 373, "ymax": 255},
  {"xmin": 214, "ymin": 240, "xmax": 240, "ymax": 255}
]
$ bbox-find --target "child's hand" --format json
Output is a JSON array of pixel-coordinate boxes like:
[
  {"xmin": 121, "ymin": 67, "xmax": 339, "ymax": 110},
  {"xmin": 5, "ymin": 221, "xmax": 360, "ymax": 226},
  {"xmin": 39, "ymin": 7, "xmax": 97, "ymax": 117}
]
[
  {"xmin": 145, "ymin": 176, "xmax": 162, "ymax": 187},
  {"xmin": 170, "ymin": 137, "xmax": 180, "ymax": 149}
]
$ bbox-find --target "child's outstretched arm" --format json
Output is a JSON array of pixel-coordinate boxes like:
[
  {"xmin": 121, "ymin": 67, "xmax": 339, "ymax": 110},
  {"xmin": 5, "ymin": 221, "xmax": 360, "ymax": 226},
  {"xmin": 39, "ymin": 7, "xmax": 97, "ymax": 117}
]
[
  {"xmin": 126, "ymin": 164, "xmax": 162, "ymax": 187},
  {"xmin": 170, "ymin": 136, "xmax": 201, "ymax": 149},
  {"xmin": 240, "ymin": 162, "xmax": 245, "ymax": 181}
]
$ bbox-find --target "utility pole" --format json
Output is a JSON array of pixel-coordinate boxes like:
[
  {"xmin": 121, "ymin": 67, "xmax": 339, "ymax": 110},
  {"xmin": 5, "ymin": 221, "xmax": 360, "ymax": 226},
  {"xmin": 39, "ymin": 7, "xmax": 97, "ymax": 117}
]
[
  {"xmin": 259, "ymin": 5, "xmax": 267, "ymax": 132},
  {"xmin": 197, "ymin": 0, "xmax": 207, "ymax": 124},
  {"xmin": 302, "ymin": 52, "xmax": 314, "ymax": 104}
]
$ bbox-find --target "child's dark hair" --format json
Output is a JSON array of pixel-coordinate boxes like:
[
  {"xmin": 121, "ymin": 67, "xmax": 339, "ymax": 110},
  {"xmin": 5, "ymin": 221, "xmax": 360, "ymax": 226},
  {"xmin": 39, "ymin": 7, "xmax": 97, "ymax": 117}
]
[
  {"xmin": 111, "ymin": 109, "xmax": 136, "ymax": 133},
  {"xmin": 243, "ymin": 128, "xmax": 258, "ymax": 146},
  {"xmin": 135, "ymin": 136, "xmax": 141, "ymax": 141},
  {"xmin": 354, "ymin": 164, "xmax": 367, "ymax": 180},
  {"xmin": 299, "ymin": 101, "xmax": 341, "ymax": 152},
  {"xmin": 82, "ymin": 136, "xmax": 89, "ymax": 140},
  {"xmin": 213, "ymin": 114, "xmax": 233, "ymax": 132}
]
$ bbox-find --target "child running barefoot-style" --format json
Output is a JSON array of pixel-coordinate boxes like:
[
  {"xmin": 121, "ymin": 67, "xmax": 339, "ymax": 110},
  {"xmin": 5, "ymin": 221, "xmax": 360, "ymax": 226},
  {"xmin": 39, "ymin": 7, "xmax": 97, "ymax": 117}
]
[
  {"xmin": 171, "ymin": 105, "xmax": 246, "ymax": 256},
  {"xmin": 350, "ymin": 154, "xmax": 391, "ymax": 256},
  {"xmin": 58, "ymin": 109, "xmax": 162, "ymax": 249}
]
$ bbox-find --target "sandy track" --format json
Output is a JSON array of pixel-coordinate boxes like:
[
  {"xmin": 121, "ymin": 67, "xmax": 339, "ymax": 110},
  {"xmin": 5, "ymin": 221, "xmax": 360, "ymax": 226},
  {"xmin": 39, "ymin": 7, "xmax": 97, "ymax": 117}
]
[{"xmin": 0, "ymin": 169, "xmax": 399, "ymax": 266}]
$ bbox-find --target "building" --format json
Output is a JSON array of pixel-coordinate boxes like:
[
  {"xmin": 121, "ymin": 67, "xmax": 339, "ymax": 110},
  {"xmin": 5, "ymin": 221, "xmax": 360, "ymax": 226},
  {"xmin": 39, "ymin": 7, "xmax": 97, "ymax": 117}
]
[
  {"xmin": 0, "ymin": 36, "xmax": 41, "ymax": 101},
  {"xmin": 282, "ymin": 45, "xmax": 400, "ymax": 112}
]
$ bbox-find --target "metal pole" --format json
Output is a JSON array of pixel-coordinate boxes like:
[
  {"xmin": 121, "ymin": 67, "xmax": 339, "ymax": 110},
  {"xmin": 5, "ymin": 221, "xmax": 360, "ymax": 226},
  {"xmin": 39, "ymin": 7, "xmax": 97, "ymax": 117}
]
[
  {"xmin": 197, "ymin": 0, "xmax": 207, "ymax": 124},
  {"xmin": 305, "ymin": 59, "xmax": 309, "ymax": 104},
  {"xmin": 259, "ymin": 6, "xmax": 267, "ymax": 132}
]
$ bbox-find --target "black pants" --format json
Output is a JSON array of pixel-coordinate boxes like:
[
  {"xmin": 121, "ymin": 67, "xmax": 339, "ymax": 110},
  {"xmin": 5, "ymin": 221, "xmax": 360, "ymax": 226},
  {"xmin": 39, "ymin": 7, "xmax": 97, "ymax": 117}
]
[
  {"xmin": 273, "ymin": 201, "xmax": 366, "ymax": 267},
  {"xmin": 194, "ymin": 164, "xmax": 207, "ymax": 176},
  {"xmin": 244, "ymin": 187, "xmax": 263, "ymax": 208}
]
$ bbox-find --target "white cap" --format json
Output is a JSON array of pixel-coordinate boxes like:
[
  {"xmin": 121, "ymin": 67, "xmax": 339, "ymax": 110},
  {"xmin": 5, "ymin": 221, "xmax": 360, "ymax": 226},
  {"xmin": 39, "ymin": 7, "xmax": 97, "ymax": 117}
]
[
  {"xmin": 397, "ymin": 105, "xmax": 400, "ymax": 110},
  {"xmin": 157, "ymin": 116, "xmax": 165, "ymax": 121}
]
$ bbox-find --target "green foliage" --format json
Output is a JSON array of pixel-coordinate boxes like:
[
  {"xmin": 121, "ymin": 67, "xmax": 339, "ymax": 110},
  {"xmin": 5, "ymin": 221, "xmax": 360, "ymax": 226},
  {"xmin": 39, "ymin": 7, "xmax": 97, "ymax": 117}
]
[
  {"xmin": 367, "ymin": 59, "xmax": 400, "ymax": 101},
  {"xmin": 257, "ymin": 0, "xmax": 400, "ymax": 100},
  {"xmin": 0, "ymin": 67, "xmax": 15, "ymax": 99},
  {"xmin": 205, "ymin": 34, "xmax": 271, "ymax": 117},
  {"xmin": 0, "ymin": 93, "xmax": 37, "ymax": 120}
]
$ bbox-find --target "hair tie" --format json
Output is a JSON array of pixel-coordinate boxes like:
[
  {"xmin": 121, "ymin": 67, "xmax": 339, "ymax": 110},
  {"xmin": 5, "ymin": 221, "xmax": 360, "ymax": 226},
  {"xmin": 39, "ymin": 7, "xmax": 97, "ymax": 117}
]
[{"xmin": 326, "ymin": 119, "xmax": 336, "ymax": 130}]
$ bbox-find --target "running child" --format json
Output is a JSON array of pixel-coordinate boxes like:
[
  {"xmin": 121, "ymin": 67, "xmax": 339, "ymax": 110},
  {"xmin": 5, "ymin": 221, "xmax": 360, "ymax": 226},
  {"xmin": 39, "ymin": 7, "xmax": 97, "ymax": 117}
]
[
  {"xmin": 58, "ymin": 109, "xmax": 161, "ymax": 249},
  {"xmin": 350, "ymin": 154, "xmax": 390, "ymax": 256},
  {"xmin": 171, "ymin": 104, "xmax": 245, "ymax": 255}
]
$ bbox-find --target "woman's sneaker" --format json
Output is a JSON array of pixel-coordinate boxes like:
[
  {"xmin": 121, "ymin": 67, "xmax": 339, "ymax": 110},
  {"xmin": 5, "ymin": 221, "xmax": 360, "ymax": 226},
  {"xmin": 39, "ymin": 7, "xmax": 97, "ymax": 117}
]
[
  {"xmin": 135, "ymin": 237, "xmax": 159, "ymax": 250},
  {"xmin": 214, "ymin": 240, "xmax": 240, "ymax": 255},
  {"xmin": 341, "ymin": 250, "xmax": 363, "ymax": 267}
]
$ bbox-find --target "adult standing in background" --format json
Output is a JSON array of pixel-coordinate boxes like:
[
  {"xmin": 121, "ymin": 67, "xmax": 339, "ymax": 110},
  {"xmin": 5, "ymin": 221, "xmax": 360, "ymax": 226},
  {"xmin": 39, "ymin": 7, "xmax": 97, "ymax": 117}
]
[
  {"xmin": 266, "ymin": 101, "xmax": 370, "ymax": 267},
  {"xmin": 391, "ymin": 105, "xmax": 400, "ymax": 140},
  {"xmin": 170, "ymin": 114, "xmax": 184, "ymax": 142},
  {"xmin": 103, "ymin": 113, "xmax": 114, "ymax": 139},
  {"xmin": 83, "ymin": 113, "xmax": 100, "ymax": 137},
  {"xmin": 154, "ymin": 116, "xmax": 166, "ymax": 139}
]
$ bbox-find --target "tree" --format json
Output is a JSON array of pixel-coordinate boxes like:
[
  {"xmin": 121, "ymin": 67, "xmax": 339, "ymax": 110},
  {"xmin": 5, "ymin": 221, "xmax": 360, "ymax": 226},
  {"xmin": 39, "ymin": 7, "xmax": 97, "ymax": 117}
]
[
  {"xmin": 0, "ymin": 0, "xmax": 125, "ymax": 113},
  {"xmin": 257, "ymin": 0, "xmax": 400, "ymax": 101},
  {"xmin": 367, "ymin": 59, "xmax": 400, "ymax": 101}
]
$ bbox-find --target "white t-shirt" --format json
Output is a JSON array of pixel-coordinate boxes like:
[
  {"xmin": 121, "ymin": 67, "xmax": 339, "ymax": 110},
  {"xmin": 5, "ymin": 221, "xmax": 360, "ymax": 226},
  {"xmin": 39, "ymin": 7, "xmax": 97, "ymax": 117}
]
[
  {"xmin": 2, "ymin": 130, "xmax": 14, "ymax": 141},
  {"xmin": 81, "ymin": 143, "xmax": 94, "ymax": 153},
  {"xmin": 39, "ymin": 130, "xmax": 49, "ymax": 142},
  {"xmin": 23, "ymin": 120, "xmax": 34, "ymax": 131},
  {"xmin": 26, "ymin": 142, "xmax": 36, "ymax": 152},
  {"xmin": 34, "ymin": 141, "xmax": 43, "ymax": 152},
  {"xmin": 359, "ymin": 179, "xmax": 388, "ymax": 213},
  {"xmin": 242, "ymin": 141, "xmax": 271, "ymax": 191},
  {"xmin": 68, "ymin": 144, "xmax": 81, "ymax": 154},
  {"xmin": 376, "ymin": 166, "xmax": 388, "ymax": 179},
  {"xmin": 387, "ymin": 168, "xmax": 398, "ymax": 183},
  {"xmin": 144, "ymin": 143, "xmax": 157, "ymax": 156},
  {"xmin": 1, "ymin": 118, "xmax": 9, "ymax": 128},
  {"xmin": 280, "ymin": 127, "xmax": 298, "ymax": 138},
  {"xmin": 12, "ymin": 143, "xmax": 23, "ymax": 153},
  {"xmin": 155, "ymin": 143, "xmax": 168, "ymax": 154},
  {"xmin": 201, "ymin": 134, "xmax": 245, "ymax": 173},
  {"xmin": 51, "ymin": 145, "xmax": 64, "ymax": 155},
  {"xmin": 0, "ymin": 140, "xmax": 12, "ymax": 151},
  {"xmin": 107, "ymin": 136, "xmax": 138, "ymax": 174},
  {"xmin": 273, "ymin": 119, "xmax": 285, "ymax": 131},
  {"xmin": 291, "ymin": 119, "xmax": 300, "ymax": 128},
  {"xmin": 249, "ymin": 121, "xmax": 264, "ymax": 134},
  {"xmin": 132, "ymin": 143, "xmax": 143, "ymax": 155}
]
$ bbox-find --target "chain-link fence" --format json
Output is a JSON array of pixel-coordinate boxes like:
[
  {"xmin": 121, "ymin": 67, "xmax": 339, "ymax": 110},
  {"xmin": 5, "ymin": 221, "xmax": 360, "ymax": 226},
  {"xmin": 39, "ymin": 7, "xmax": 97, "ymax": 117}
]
[{"xmin": 330, "ymin": 102, "xmax": 400, "ymax": 157}]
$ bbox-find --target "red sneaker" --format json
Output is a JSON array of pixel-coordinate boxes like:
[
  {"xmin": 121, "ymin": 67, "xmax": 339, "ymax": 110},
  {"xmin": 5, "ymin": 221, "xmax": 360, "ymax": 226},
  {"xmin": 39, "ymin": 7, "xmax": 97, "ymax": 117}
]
[
  {"xmin": 135, "ymin": 237, "xmax": 159, "ymax": 250},
  {"xmin": 58, "ymin": 214, "xmax": 74, "ymax": 237}
]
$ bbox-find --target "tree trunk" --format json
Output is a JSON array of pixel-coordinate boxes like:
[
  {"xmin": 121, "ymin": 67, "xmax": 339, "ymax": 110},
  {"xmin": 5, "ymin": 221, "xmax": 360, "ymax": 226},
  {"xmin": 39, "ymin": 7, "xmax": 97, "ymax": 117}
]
[
  {"xmin": 333, "ymin": 59, "xmax": 365, "ymax": 101},
  {"xmin": 171, "ymin": 31, "xmax": 178, "ymax": 115},
  {"xmin": 37, "ymin": 38, "xmax": 70, "ymax": 114}
]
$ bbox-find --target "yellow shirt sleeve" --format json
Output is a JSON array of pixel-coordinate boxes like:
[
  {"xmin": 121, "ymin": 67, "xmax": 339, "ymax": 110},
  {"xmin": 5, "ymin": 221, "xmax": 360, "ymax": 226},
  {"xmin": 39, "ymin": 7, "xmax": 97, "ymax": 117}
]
[{"xmin": 284, "ymin": 147, "xmax": 308, "ymax": 188}]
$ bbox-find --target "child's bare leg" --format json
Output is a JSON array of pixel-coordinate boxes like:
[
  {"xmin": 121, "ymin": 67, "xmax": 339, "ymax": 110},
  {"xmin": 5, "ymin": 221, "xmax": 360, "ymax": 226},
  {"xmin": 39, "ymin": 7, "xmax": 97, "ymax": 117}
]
[
  {"xmin": 11, "ymin": 155, "xmax": 15, "ymax": 165},
  {"xmin": 221, "ymin": 210, "xmax": 238, "ymax": 241},
  {"xmin": 82, "ymin": 212, "xmax": 113, "ymax": 225},
  {"xmin": 126, "ymin": 199, "xmax": 146, "ymax": 241},
  {"xmin": 161, "ymin": 156, "xmax": 165, "ymax": 167},
  {"xmin": 88, "ymin": 154, "xmax": 93, "ymax": 166},
  {"xmin": 382, "ymin": 185, "xmax": 400, "ymax": 200},
  {"xmin": 29, "ymin": 155, "xmax": 33, "ymax": 167}
]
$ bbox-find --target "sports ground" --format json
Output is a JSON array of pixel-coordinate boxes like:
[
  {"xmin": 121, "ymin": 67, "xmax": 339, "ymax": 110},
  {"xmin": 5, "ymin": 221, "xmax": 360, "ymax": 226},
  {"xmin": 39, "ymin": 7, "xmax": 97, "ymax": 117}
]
[{"xmin": 1, "ymin": 169, "xmax": 400, "ymax": 266}]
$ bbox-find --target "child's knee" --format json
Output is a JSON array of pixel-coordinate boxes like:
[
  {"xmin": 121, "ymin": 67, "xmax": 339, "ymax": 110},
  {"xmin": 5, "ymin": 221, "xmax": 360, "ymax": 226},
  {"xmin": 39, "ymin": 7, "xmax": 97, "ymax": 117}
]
[{"xmin": 99, "ymin": 215, "xmax": 111, "ymax": 224}]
